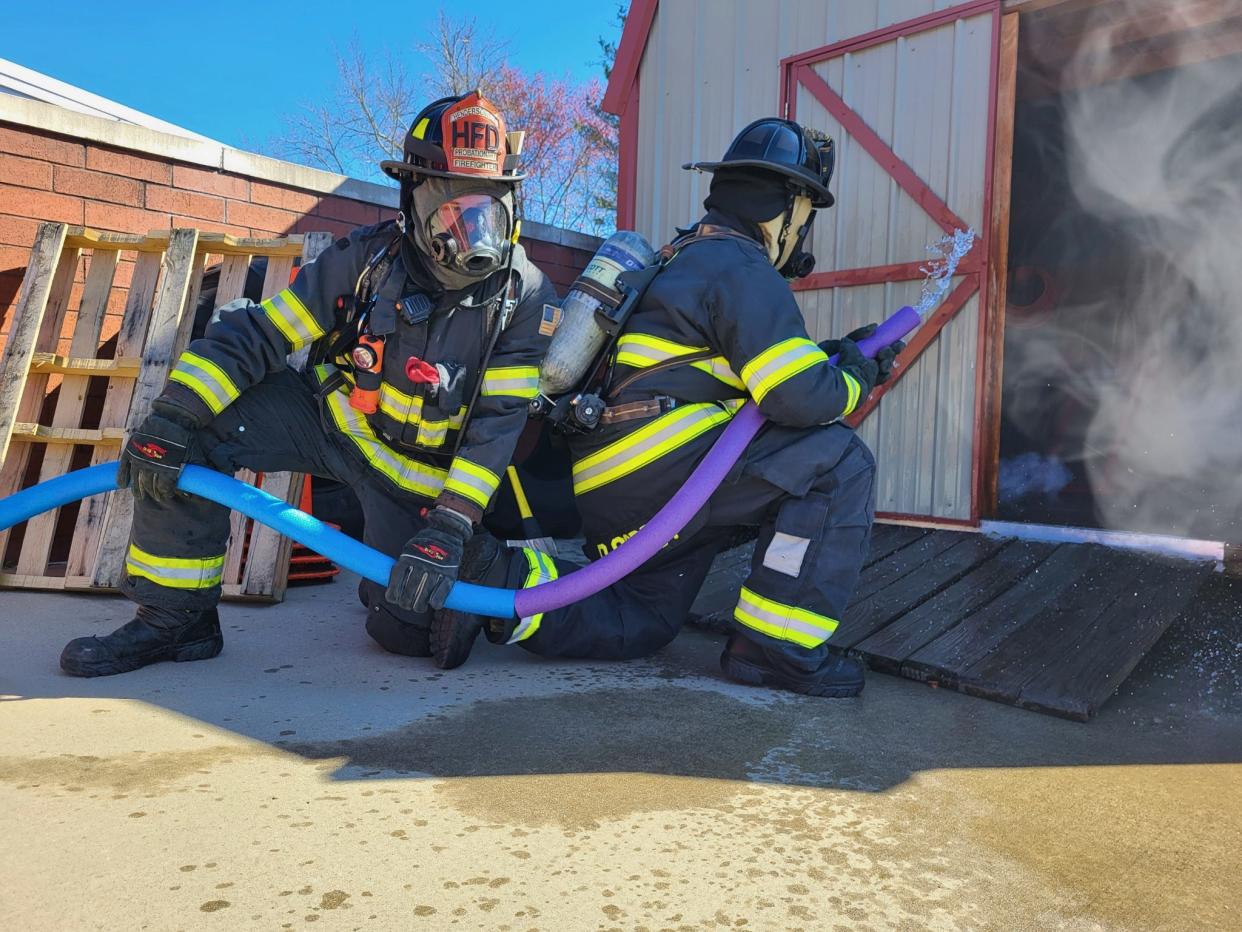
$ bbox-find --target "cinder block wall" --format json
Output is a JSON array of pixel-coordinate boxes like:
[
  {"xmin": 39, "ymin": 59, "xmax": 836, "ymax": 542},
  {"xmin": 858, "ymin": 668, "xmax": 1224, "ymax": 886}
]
[{"xmin": 0, "ymin": 105, "xmax": 601, "ymax": 353}]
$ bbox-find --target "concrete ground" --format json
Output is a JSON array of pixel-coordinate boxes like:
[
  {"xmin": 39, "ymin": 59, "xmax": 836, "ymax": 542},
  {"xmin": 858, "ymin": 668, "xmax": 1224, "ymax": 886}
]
[{"xmin": 1, "ymin": 572, "xmax": 1239, "ymax": 932}]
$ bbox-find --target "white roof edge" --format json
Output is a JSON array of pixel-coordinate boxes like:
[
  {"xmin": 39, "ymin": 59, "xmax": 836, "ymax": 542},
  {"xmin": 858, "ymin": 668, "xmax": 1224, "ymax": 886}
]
[
  {"xmin": 0, "ymin": 93, "xmax": 399, "ymax": 207},
  {"xmin": 0, "ymin": 57, "xmax": 219, "ymax": 143},
  {"xmin": 0, "ymin": 93, "xmax": 601, "ymax": 250},
  {"xmin": 521, "ymin": 219, "xmax": 603, "ymax": 252}
]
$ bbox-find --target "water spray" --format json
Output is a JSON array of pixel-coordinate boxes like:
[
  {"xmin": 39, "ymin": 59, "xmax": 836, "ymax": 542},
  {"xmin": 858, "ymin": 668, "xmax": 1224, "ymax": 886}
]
[{"xmin": 0, "ymin": 231, "xmax": 976, "ymax": 620}]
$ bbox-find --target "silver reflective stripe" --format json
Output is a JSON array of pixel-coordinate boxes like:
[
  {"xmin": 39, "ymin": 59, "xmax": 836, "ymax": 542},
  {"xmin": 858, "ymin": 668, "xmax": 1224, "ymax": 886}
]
[
  {"xmin": 742, "ymin": 340, "xmax": 826, "ymax": 400},
  {"xmin": 416, "ymin": 419, "xmax": 449, "ymax": 446},
  {"xmin": 319, "ymin": 371, "xmax": 446, "ymax": 498},
  {"xmin": 616, "ymin": 336, "xmax": 743, "ymax": 389},
  {"xmin": 444, "ymin": 460, "xmax": 499, "ymax": 507},
  {"xmin": 734, "ymin": 586, "xmax": 837, "ymax": 648},
  {"xmin": 125, "ymin": 546, "xmax": 225, "ymax": 589},
  {"xmin": 571, "ymin": 403, "xmax": 733, "ymax": 495},
  {"xmin": 508, "ymin": 548, "xmax": 557, "ymax": 643},
  {"xmin": 481, "ymin": 371, "xmax": 540, "ymax": 397},
  {"xmin": 262, "ymin": 289, "xmax": 323, "ymax": 349},
  {"xmin": 378, "ymin": 383, "xmax": 420, "ymax": 423},
  {"xmin": 169, "ymin": 352, "xmax": 236, "ymax": 413},
  {"xmin": 692, "ymin": 356, "xmax": 745, "ymax": 389}
]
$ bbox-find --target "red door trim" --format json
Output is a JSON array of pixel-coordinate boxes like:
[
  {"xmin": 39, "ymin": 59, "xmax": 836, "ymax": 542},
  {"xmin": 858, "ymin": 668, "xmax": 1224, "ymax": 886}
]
[
  {"xmin": 791, "ymin": 253, "xmax": 983, "ymax": 293},
  {"xmin": 843, "ymin": 275, "xmax": 981, "ymax": 427},
  {"xmin": 781, "ymin": 0, "xmax": 1000, "ymax": 70},
  {"xmin": 782, "ymin": 2, "xmax": 1002, "ymax": 524},
  {"xmin": 796, "ymin": 65, "xmax": 967, "ymax": 235},
  {"xmin": 616, "ymin": 76, "xmax": 640, "ymax": 232}
]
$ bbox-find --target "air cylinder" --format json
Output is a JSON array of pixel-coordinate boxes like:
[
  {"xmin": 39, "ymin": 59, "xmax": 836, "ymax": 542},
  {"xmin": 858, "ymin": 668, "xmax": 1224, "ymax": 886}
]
[{"xmin": 538, "ymin": 230, "xmax": 656, "ymax": 396}]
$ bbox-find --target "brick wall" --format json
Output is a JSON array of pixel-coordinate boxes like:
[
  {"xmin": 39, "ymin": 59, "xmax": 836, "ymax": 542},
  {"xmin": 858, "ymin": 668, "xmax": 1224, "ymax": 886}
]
[{"xmin": 0, "ymin": 120, "xmax": 599, "ymax": 347}]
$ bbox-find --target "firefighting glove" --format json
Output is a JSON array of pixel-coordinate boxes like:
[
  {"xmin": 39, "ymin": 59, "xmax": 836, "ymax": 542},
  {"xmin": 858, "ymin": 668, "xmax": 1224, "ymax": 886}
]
[
  {"xmin": 833, "ymin": 336, "xmax": 880, "ymax": 405},
  {"xmin": 820, "ymin": 323, "xmax": 905, "ymax": 386},
  {"xmin": 116, "ymin": 405, "xmax": 199, "ymax": 503},
  {"xmin": 386, "ymin": 507, "xmax": 474, "ymax": 613}
]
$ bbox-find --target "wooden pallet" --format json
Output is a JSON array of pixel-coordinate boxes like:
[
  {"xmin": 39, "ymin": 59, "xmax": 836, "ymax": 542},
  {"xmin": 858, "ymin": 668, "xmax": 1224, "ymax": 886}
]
[
  {"xmin": 689, "ymin": 524, "xmax": 1214, "ymax": 720},
  {"xmin": 0, "ymin": 223, "xmax": 332, "ymax": 602}
]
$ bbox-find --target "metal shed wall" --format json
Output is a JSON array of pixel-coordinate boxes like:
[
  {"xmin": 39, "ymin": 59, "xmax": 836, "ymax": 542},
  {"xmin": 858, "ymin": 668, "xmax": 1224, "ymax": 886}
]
[{"xmin": 632, "ymin": 0, "xmax": 996, "ymax": 521}]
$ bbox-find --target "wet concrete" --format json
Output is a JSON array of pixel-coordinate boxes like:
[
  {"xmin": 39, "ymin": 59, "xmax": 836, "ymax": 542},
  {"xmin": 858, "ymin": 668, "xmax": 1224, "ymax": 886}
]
[{"xmin": 0, "ymin": 571, "xmax": 1239, "ymax": 930}]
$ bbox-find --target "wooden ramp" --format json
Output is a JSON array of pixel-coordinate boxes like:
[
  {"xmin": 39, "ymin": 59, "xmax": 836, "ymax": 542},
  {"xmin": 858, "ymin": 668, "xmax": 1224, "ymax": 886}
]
[{"xmin": 689, "ymin": 525, "xmax": 1213, "ymax": 721}]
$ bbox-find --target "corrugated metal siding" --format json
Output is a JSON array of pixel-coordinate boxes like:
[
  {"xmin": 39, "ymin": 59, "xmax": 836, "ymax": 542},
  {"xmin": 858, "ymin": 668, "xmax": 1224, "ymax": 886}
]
[{"xmin": 633, "ymin": 1, "xmax": 993, "ymax": 521}]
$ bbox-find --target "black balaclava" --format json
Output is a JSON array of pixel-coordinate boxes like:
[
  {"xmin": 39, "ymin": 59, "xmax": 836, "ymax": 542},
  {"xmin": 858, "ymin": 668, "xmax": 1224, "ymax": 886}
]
[
  {"xmin": 703, "ymin": 168, "xmax": 789, "ymax": 233},
  {"xmin": 703, "ymin": 167, "xmax": 818, "ymax": 279}
]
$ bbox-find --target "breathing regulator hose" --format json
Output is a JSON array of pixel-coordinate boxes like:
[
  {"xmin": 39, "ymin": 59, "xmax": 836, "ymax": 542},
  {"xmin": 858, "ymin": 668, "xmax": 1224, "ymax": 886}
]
[{"xmin": 0, "ymin": 307, "xmax": 919, "ymax": 620}]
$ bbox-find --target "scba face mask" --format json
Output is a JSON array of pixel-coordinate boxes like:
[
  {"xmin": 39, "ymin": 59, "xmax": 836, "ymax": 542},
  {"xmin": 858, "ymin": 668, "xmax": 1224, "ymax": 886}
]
[
  {"xmin": 757, "ymin": 193, "xmax": 817, "ymax": 279},
  {"xmin": 410, "ymin": 176, "xmax": 515, "ymax": 288},
  {"xmin": 778, "ymin": 198, "xmax": 817, "ymax": 280}
]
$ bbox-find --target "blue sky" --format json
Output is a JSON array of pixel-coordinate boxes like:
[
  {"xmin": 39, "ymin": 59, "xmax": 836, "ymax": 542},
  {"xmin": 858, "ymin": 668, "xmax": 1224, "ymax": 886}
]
[{"xmin": 3, "ymin": 0, "xmax": 623, "ymax": 151}]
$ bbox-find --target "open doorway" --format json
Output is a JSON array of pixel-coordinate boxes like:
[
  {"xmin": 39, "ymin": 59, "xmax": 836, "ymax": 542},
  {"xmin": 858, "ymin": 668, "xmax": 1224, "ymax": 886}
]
[{"xmin": 997, "ymin": 1, "xmax": 1242, "ymax": 542}]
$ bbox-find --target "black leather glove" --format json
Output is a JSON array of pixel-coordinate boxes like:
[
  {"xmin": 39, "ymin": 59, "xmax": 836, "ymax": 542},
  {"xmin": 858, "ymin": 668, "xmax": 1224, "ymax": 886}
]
[
  {"xmin": 116, "ymin": 405, "xmax": 199, "ymax": 503},
  {"xmin": 820, "ymin": 323, "xmax": 905, "ymax": 387},
  {"xmin": 834, "ymin": 337, "xmax": 879, "ymax": 405},
  {"xmin": 873, "ymin": 338, "xmax": 905, "ymax": 385},
  {"xmin": 386, "ymin": 506, "xmax": 474, "ymax": 613}
]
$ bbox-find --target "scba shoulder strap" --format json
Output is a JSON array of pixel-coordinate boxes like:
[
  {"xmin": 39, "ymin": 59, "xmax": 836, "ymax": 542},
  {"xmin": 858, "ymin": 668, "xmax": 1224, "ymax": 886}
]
[{"xmin": 603, "ymin": 223, "xmax": 758, "ymax": 400}]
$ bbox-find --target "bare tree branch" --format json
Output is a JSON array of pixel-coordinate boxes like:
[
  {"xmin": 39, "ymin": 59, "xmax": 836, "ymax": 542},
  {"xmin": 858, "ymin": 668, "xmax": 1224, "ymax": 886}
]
[{"xmin": 269, "ymin": 14, "xmax": 618, "ymax": 235}]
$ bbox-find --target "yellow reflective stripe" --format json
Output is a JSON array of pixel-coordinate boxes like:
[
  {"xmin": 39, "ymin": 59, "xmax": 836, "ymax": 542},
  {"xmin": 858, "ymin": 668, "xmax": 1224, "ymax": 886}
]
[
  {"xmin": 740, "ymin": 337, "xmax": 829, "ymax": 403},
  {"xmin": 508, "ymin": 547, "xmax": 559, "ymax": 643},
  {"xmin": 733, "ymin": 586, "xmax": 838, "ymax": 649},
  {"xmin": 481, "ymin": 366, "xmax": 540, "ymax": 399},
  {"xmin": 315, "ymin": 366, "xmax": 447, "ymax": 499},
  {"xmin": 168, "ymin": 350, "xmax": 240, "ymax": 415},
  {"xmin": 572, "ymin": 402, "xmax": 735, "ymax": 495},
  {"xmin": 369, "ymin": 382, "xmax": 465, "ymax": 448},
  {"xmin": 125, "ymin": 543, "xmax": 225, "ymax": 590},
  {"xmin": 415, "ymin": 407, "xmax": 467, "ymax": 448},
  {"xmin": 378, "ymin": 382, "xmax": 421, "ymax": 423},
  {"xmin": 443, "ymin": 458, "xmax": 501, "ymax": 507},
  {"xmin": 506, "ymin": 466, "xmax": 534, "ymax": 520},
  {"xmin": 841, "ymin": 371, "xmax": 862, "ymax": 416},
  {"xmin": 261, "ymin": 288, "xmax": 324, "ymax": 350},
  {"xmin": 691, "ymin": 356, "xmax": 746, "ymax": 390},
  {"xmin": 615, "ymin": 333, "xmax": 744, "ymax": 390},
  {"xmin": 617, "ymin": 333, "xmax": 702, "ymax": 358}
]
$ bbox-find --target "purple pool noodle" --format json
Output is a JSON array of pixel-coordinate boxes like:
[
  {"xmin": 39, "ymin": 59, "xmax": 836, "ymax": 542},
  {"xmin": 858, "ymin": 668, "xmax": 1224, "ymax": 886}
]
[{"xmin": 514, "ymin": 306, "xmax": 921, "ymax": 617}]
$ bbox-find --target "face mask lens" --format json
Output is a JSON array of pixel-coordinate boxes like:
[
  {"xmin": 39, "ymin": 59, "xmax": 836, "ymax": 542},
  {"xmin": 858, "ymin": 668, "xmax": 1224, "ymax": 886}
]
[{"xmin": 425, "ymin": 194, "xmax": 510, "ymax": 276}]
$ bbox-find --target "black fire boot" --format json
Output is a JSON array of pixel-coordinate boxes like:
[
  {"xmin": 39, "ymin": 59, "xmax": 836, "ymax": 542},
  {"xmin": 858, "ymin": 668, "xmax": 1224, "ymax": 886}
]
[
  {"xmin": 359, "ymin": 578, "xmax": 432, "ymax": 657},
  {"xmin": 720, "ymin": 634, "xmax": 865, "ymax": 698},
  {"xmin": 60, "ymin": 605, "xmax": 223, "ymax": 677},
  {"xmin": 430, "ymin": 533, "xmax": 512, "ymax": 670}
]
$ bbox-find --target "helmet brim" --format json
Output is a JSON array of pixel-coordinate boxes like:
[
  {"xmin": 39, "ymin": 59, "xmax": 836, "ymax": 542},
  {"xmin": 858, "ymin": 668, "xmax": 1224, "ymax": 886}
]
[
  {"xmin": 380, "ymin": 160, "xmax": 525, "ymax": 184},
  {"xmin": 684, "ymin": 159, "xmax": 834, "ymax": 208}
]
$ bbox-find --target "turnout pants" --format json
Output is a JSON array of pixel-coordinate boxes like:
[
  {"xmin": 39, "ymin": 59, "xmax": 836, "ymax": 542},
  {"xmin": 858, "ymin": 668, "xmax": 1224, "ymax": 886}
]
[
  {"xmin": 506, "ymin": 423, "xmax": 877, "ymax": 672},
  {"xmin": 120, "ymin": 370, "xmax": 430, "ymax": 623}
]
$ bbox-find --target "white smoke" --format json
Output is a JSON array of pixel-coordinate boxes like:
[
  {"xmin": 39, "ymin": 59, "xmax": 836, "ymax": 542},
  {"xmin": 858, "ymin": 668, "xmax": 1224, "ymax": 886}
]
[{"xmin": 1002, "ymin": 3, "xmax": 1242, "ymax": 540}]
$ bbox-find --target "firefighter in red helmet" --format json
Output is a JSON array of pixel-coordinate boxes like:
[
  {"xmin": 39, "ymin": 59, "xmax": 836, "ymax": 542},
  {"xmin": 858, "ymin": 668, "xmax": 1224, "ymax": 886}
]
[{"xmin": 60, "ymin": 92, "xmax": 558, "ymax": 676}]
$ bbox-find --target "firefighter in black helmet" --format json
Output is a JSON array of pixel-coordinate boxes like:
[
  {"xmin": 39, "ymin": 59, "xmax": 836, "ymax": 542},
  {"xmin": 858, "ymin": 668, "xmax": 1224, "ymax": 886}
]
[
  {"xmin": 59, "ymin": 91, "xmax": 558, "ymax": 677},
  {"xmin": 431, "ymin": 117, "xmax": 905, "ymax": 698}
]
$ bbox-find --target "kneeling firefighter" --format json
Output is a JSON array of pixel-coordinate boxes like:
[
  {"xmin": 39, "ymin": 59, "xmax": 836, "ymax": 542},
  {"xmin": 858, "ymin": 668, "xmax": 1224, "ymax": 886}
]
[
  {"xmin": 433, "ymin": 117, "xmax": 905, "ymax": 697},
  {"xmin": 60, "ymin": 92, "xmax": 557, "ymax": 677}
]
